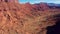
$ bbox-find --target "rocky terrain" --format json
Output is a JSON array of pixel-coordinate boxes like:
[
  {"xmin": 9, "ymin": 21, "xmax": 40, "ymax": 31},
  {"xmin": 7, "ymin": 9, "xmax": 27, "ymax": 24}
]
[{"xmin": 0, "ymin": 0, "xmax": 60, "ymax": 34}]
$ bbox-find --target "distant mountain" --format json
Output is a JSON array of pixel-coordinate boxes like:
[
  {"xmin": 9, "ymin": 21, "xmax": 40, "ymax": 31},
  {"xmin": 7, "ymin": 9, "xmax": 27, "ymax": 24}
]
[
  {"xmin": 48, "ymin": 3, "xmax": 60, "ymax": 6},
  {"xmin": 33, "ymin": 2, "xmax": 60, "ymax": 8},
  {"xmin": 34, "ymin": 2, "xmax": 60, "ymax": 6},
  {"xmin": 47, "ymin": 3, "xmax": 60, "ymax": 8}
]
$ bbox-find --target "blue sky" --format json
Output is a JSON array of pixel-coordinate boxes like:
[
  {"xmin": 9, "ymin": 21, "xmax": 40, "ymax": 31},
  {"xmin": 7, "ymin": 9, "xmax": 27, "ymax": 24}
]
[{"xmin": 19, "ymin": 0, "xmax": 60, "ymax": 4}]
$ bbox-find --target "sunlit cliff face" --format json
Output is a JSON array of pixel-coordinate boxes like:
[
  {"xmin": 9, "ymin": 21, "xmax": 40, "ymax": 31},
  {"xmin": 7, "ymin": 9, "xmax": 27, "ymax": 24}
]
[
  {"xmin": 0, "ymin": 0, "xmax": 18, "ymax": 3},
  {"xmin": 0, "ymin": 0, "xmax": 60, "ymax": 34}
]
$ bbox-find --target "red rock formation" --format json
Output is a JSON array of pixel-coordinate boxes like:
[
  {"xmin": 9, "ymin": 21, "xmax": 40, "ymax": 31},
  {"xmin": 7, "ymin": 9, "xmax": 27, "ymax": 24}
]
[
  {"xmin": 0, "ymin": 0, "xmax": 18, "ymax": 3},
  {"xmin": 0, "ymin": 0, "xmax": 60, "ymax": 34}
]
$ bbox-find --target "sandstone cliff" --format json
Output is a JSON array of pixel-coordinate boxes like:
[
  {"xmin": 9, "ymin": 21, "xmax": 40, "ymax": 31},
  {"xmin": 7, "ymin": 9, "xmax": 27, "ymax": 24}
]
[{"xmin": 0, "ymin": 1, "xmax": 60, "ymax": 34}]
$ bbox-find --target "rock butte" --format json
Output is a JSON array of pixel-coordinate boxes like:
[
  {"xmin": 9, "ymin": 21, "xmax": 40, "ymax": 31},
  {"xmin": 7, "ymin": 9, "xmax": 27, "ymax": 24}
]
[{"xmin": 0, "ymin": 0, "xmax": 60, "ymax": 34}]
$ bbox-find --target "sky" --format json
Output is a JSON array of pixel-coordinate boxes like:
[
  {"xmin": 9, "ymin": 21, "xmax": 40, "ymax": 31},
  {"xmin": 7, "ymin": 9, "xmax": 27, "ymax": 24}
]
[{"xmin": 19, "ymin": 0, "xmax": 60, "ymax": 4}]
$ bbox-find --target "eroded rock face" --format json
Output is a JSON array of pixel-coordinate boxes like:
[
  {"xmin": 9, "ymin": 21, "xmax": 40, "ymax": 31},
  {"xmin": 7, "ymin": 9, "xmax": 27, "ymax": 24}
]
[
  {"xmin": 0, "ymin": 1, "xmax": 60, "ymax": 34},
  {"xmin": 0, "ymin": 0, "xmax": 18, "ymax": 3}
]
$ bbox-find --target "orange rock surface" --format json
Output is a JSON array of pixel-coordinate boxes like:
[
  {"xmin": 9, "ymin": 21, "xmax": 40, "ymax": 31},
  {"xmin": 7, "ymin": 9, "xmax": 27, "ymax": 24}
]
[{"xmin": 0, "ymin": 0, "xmax": 60, "ymax": 34}]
